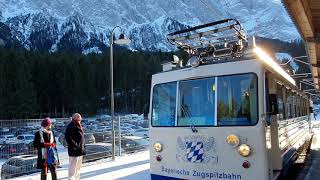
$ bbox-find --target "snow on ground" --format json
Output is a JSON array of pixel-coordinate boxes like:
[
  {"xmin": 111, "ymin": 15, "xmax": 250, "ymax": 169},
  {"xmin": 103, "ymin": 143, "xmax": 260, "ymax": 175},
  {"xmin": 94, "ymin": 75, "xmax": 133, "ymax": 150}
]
[{"xmin": 12, "ymin": 151, "xmax": 150, "ymax": 180}]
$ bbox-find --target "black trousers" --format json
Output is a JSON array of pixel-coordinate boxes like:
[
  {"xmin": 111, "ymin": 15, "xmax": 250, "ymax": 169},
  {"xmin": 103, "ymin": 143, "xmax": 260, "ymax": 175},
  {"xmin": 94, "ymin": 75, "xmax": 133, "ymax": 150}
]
[{"xmin": 41, "ymin": 165, "xmax": 57, "ymax": 180}]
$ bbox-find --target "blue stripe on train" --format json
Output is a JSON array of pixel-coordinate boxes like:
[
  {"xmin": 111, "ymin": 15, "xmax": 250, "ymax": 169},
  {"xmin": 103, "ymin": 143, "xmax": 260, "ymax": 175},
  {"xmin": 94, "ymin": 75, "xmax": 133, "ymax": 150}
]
[{"xmin": 151, "ymin": 174, "xmax": 182, "ymax": 180}]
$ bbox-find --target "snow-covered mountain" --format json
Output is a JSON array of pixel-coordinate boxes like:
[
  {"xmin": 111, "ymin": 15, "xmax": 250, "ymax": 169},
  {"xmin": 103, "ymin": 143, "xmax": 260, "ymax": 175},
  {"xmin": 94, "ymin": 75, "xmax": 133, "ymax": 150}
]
[{"xmin": 0, "ymin": 0, "xmax": 299, "ymax": 53}]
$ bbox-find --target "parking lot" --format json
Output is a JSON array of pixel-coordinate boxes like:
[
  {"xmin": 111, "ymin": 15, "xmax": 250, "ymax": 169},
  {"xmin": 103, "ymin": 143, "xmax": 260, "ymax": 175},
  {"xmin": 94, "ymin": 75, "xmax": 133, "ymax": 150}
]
[{"xmin": 0, "ymin": 114, "xmax": 149, "ymax": 179}]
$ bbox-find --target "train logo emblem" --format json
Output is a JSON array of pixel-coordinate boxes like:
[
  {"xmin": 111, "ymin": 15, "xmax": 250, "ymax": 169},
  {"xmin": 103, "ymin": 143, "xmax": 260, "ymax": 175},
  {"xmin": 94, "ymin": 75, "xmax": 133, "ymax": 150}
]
[
  {"xmin": 176, "ymin": 135, "xmax": 218, "ymax": 164},
  {"xmin": 186, "ymin": 142, "xmax": 204, "ymax": 163}
]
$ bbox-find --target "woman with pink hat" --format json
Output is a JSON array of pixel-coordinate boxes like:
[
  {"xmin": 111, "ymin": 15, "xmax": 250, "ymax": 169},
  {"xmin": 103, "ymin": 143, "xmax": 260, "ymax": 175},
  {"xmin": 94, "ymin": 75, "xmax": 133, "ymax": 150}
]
[{"xmin": 33, "ymin": 118, "xmax": 58, "ymax": 180}]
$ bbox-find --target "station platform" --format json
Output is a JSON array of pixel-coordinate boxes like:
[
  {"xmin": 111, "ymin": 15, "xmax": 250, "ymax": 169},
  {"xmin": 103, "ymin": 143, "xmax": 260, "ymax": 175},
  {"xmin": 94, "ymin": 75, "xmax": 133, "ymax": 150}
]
[{"xmin": 296, "ymin": 129, "xmax": 320, "ymax": 180}]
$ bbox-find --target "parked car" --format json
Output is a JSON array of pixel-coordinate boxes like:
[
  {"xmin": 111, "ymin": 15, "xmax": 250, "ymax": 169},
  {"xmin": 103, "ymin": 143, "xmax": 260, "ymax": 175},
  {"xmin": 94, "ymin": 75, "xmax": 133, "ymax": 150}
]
[
  {"xmin": 137, "ymin": 120, "xmax": 149, "ymax": 128},
  {"xmin": 120, "ymin": 127, "xmax": 135, "ymax": 135},
  {"xmin": 1, "ymin": 155, "xmax": 39, "ymax": 179},
  {"xmin": 83, "ymin": 143, "xmax": 123, "ymax": 162},
  {"xmin": 133, "ymin": 129, "xmax": 149, "ymax": 138},
  {"xmin": 81, "ymin": 119, "xmax": 96, "ymax": 126},
  {"xmin": 93, "ymin": 132, "xmax": 112, "ymax": 142},
  {"xmin": 8, "ymin": 127, "xmax": 18, "ymax": 135},
  {"xmin": 16, "ymin": 134, "xmax": 35, "ymax": 144},
  {"xmin": 14, "ymin": 129, "xmax": 29, "ymax": 136},
  {"xmin": 83, "ymin": 143, "xmax": 112, "ymax": 162},
  {"xmin": 103, "ymin": 135, "xmax": 121, "ymax": 143},
  {"xmin": 96, "ymin": 115, "xmax": 111, "ymax": 121},
  {"xmin": 96, "ymin": 126, "xmax": 112, "ymax": 133},
  {"xmin": 85, "ymin": 124, "xmax": 98, "ymax": 132},
  {"xmin": 0, "ymin": 143, "xmax": 37, "ymax": 159},
  {"xmin": 84, "ymin": 133, "xmax": 96, "ymax": 144},
  {"xmin": 131, "ymin": 125, "xmax": 144, "ymax": 130},
  {"xmin": 121, "ymin": 136, "xmax": 149, "ymax": 153},
  {"xmin": 0, "ymin": 134, "xmax": 16, "ymax": 144},
  {"xmin": 0, "ymin": 128, "xmax": 10, "ymax": 133},
  {"xmin": 121, "ymin": 123, "xmax": 135, "ymax": 128},
  {"xmin": 59, "ymin": 133, "xmax": 96, "ymax": 147},
  {"xmin": 58, "ymin": 134, "xmax": 67, "ymax": 147},
  {"xmin": 54, "ymin": 122, "xmax": 66, "ymax": 133}
]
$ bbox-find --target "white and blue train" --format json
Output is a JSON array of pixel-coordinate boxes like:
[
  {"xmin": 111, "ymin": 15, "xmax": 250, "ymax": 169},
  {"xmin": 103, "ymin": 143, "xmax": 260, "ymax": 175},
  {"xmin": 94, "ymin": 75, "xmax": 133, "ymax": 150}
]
[{"xmin": 149, "ymin": 19, "xmax": 313, "ymax": 180}]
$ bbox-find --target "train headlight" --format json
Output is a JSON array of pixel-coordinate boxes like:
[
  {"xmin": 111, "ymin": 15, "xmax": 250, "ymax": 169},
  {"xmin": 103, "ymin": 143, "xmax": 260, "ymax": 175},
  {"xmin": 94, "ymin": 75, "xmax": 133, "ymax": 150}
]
[
  {"xmin": 153, "ymin": 142, "xmax": 162, "ymax": 152},
  {"xmin": 226, "ymin": 134, "xmax": 240, "ymax": 147},
  {"xmin": 238, "ymin": 144, "xmax": 251, "ymax": 157}
]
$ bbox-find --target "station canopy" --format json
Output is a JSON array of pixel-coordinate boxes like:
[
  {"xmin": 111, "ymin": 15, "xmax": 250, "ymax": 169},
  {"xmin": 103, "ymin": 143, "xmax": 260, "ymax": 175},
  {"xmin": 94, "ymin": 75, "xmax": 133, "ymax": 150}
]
[{"xmin": 283, "ymin": 0, "xmax": 320, "ymax": 90}]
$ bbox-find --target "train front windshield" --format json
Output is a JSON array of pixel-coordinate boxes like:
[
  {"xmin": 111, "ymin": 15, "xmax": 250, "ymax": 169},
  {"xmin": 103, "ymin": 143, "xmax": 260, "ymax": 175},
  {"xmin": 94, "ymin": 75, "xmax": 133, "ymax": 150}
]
[{"xmin": 151, "ymin": 73, "xmax": 258, "ymax": 127}]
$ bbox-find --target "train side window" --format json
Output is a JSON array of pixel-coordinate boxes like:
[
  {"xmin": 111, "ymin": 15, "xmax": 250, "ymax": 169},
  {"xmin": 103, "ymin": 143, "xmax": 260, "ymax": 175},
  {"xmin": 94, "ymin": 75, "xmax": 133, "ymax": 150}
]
[
  {"xmin": 301, "ymin": 97, "xmax": 305, "ymax": 116},
  {"xmin": 268, "ymin": 94, "xmax": 278, "ymax": 118},
  {"xmin": 286, "ymin": 90, "xmax": 292, "ymax": 118},
  {"xmin": 302, "ymin": 99, "xmax": 305, "ymax": 116},
  {"xmin": 306, "ymin": 100, "xmax": 308, "ymax": 115},
  {"xmin": 305, "ymin": 100, "xmax": 308, "ymax": 115},
  {"xmin": 303, "ymin": 99, "xmax": 306, "ymax": 115},
  {"xmin": 301, "ymin": 100, "xmax": 304, "ymax": 116},
  {"xmin": 303, "ymin": 100, "xmax": 306, "ymax": 115},
  {"xmin": 276, "ymin": 84, "xmax": 284, "ymax": 118},
  {"xmin": 305, "ymin": 99, "xmax": 308, "ymax": 115},
  {"xmin": 297, "ymin": 96, "xmax": 301, "ymax": 117},
  {"xmin": 292, "ymin": 93, "xmax": 296, "ymax": 117}
]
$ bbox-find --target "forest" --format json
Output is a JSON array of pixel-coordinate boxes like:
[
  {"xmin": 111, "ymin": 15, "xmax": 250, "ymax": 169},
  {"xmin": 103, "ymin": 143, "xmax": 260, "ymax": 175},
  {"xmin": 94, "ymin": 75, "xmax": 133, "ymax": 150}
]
[{"xmin": 0, "ymin": 37, "xmax": 308, "ymax": 119}]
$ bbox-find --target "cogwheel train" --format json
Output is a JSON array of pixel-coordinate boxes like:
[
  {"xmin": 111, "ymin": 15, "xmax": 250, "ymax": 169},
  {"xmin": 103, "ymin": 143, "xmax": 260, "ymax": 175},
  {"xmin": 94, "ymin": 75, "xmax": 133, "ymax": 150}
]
[{"xmin": 149, "ymin": 19, "xmax": 313, "ymax": 180}]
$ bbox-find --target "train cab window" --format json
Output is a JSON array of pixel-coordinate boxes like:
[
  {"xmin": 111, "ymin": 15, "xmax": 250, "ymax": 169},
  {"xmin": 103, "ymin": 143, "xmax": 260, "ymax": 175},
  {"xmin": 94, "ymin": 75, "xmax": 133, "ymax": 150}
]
[
  {"xmin": 152, "ymin": 73, "xmax": 258, "ymax": 127},
  {"xmin": 152, "ymin": 82, "xmax": 177, "ymax": 126},
  {"xmin": 217, "ymin": 74, "xmax": 258, "ymax": 126},
  {"xmin": 177, "ymin": 77, "xmax": 216, "ymax": 126}
]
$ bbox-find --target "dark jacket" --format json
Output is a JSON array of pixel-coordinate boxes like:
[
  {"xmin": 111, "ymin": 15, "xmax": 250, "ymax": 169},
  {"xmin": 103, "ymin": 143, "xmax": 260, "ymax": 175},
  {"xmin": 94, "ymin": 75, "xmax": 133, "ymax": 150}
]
[
  {"xmin": 65, "ymin": 121, "xmax": 85, "ymax": 156},
  {"xmin": 33, "ymin": 130, "xmax": 57, "ymax": 169}
]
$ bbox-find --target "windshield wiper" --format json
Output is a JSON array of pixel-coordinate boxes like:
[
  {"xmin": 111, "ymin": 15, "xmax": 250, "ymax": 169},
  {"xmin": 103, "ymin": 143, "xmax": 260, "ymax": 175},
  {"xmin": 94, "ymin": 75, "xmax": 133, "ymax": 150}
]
[{"xmin": 191, "ymin": 123, "xmax": 198, "ymax": 133}]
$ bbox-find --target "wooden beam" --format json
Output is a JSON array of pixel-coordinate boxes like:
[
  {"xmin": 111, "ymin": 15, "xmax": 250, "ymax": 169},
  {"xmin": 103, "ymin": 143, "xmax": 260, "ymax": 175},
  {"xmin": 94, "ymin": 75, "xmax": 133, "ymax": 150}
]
[{"xmin": 284, "ymin": 0, "xmax": 314, "ymax": 38}]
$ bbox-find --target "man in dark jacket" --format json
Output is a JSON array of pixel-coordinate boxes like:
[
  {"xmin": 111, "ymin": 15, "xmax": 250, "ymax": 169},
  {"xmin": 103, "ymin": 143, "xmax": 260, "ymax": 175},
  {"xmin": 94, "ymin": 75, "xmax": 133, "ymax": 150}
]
[
  {"xmin": 33, "ymin": 118, "xmax": 58, "ymax": 180},
  {"xmin": 65, "ymin": 113, "xmax": 85, "ymax": 180}
]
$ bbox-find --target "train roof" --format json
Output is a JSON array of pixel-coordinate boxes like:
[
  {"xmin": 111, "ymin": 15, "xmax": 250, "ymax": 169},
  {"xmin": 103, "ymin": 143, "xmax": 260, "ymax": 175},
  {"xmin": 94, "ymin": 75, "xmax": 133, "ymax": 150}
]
[
  {"xmin": 161, "ymin": 19, "xmax": 296, "ymax": 84},
  {"xmin": 154, "ymin": 19, "xmax": 313, "ymax": 99}
]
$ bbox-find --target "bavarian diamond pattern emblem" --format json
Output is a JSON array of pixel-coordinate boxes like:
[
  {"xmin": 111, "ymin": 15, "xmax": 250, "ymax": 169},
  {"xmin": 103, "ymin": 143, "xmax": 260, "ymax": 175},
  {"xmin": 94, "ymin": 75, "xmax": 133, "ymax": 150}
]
[{"xmin": 186, "ymin": 142, "xmax": 204, "ymax": 163}]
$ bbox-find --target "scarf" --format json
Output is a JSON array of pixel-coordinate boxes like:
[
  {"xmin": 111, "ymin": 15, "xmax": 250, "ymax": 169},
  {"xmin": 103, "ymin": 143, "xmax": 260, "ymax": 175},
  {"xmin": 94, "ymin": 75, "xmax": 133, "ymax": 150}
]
[{"xmin": 39, "ymin": 127, "xmax": 54, "ymax": 159}]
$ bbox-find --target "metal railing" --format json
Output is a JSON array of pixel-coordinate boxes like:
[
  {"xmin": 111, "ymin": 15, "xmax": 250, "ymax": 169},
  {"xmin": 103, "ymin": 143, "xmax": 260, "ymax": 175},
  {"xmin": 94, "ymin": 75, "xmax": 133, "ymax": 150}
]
[{"xmin": 0, "ymin": 116, "xmax": 149, "ymax": 179}]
